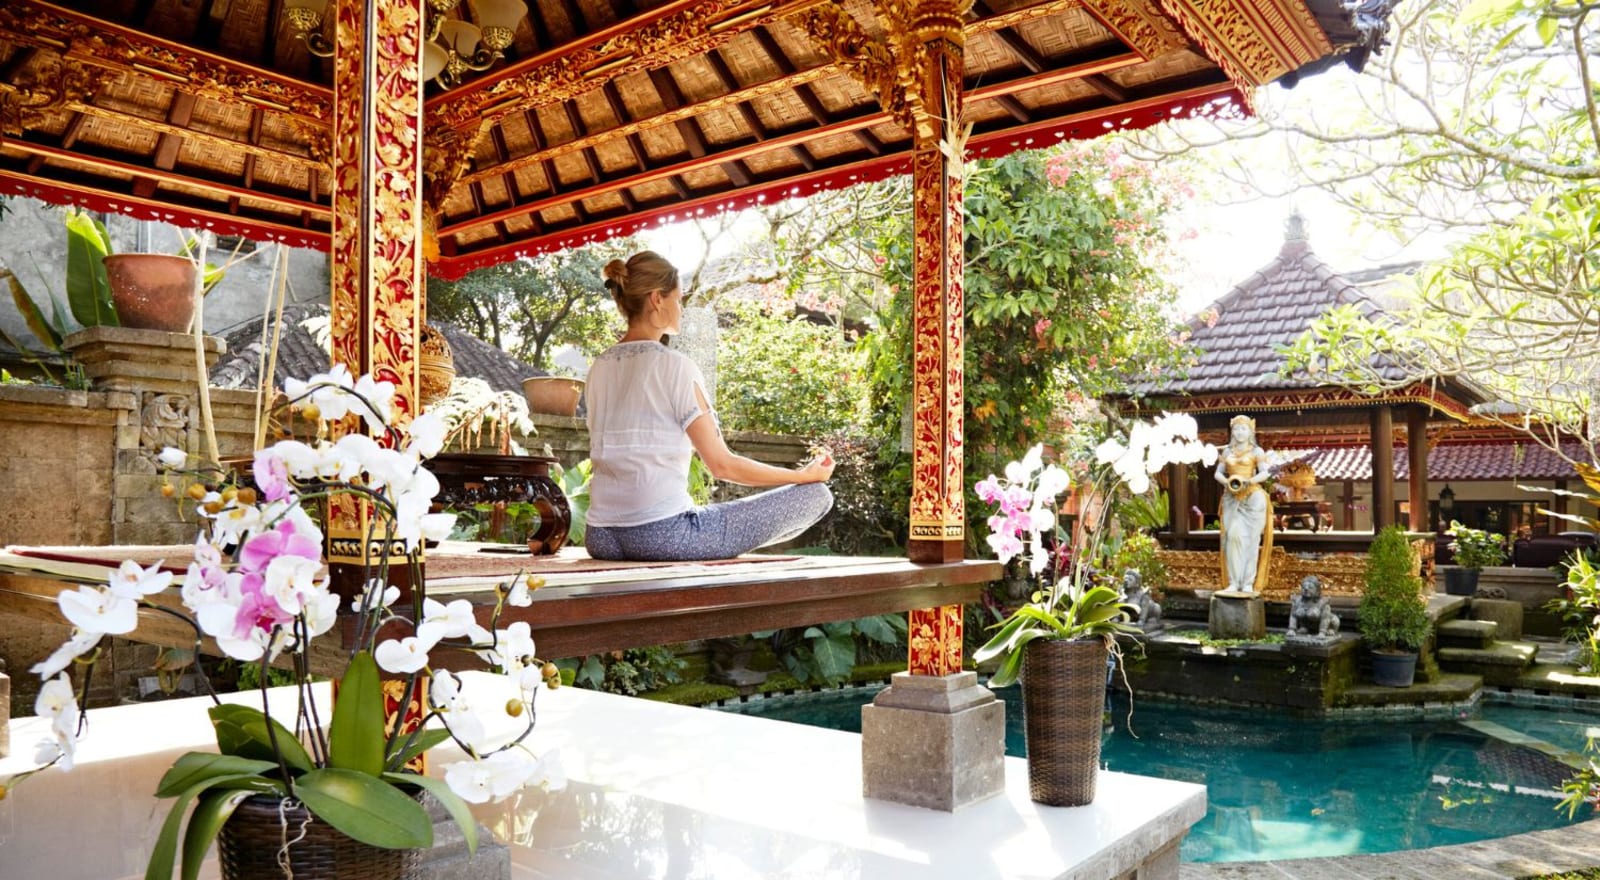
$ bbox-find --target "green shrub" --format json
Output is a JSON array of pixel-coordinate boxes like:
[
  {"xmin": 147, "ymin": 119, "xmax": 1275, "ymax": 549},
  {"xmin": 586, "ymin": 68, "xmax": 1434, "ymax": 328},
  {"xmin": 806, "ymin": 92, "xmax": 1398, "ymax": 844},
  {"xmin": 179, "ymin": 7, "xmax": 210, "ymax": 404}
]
[
  {"xmin": 716, "ymin": 300, "xmax": 866, "ymax": 436},
  {"xmin": 1358, "ymin": 526, "xmax": 1431, "ymax": 652},
  {"xmin": 1446, "ymin": 520, "xmax": 1508, "ymax": 569}
]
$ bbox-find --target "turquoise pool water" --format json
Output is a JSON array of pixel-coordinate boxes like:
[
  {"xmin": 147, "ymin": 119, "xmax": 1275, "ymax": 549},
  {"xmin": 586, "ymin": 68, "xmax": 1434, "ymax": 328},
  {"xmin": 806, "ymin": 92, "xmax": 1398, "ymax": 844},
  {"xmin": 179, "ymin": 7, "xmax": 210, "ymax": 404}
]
[{"xmin": 723, "ymin": 689, "xmax": 1596, "ymax": 863}]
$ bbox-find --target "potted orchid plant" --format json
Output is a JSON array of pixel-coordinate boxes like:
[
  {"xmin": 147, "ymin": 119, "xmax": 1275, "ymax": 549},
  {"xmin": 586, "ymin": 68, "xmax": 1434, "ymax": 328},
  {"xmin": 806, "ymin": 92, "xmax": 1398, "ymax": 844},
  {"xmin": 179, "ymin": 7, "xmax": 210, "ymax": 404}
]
[
  {"xmin": 3, "ymin": 367, "xmax": 564, "ymax": 880},
  {"xmin": 973, "ymin": 412, "xmax": 1217, "ymax": 806}
]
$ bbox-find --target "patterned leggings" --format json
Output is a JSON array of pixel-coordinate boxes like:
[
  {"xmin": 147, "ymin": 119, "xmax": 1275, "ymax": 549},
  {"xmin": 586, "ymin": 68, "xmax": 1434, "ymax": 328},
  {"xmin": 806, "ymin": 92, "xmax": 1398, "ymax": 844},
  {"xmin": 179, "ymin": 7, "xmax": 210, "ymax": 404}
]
[{"xmin": 586, "ymin": 483, "xmax": 834, "ymax": 561}]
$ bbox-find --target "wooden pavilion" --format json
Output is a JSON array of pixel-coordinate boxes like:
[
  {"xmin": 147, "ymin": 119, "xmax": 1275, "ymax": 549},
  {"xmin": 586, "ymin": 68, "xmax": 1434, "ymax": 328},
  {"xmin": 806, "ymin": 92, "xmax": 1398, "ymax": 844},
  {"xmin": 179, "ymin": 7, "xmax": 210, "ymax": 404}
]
[
  {"xmin": 0, "ymin": 0, "xmax": 1396, "ymax": 677},
  {"xmin": 1128, "ymin": 215, "xmax": 1502, "ymax": 566}
]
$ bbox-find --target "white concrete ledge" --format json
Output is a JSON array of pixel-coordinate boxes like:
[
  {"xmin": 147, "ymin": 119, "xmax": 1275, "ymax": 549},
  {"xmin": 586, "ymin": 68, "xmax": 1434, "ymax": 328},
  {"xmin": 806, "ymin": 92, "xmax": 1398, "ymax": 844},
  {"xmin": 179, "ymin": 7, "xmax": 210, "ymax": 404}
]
[{"xmin": 2, "ymin": 679, "xmax": 1205, "ymax": 880}]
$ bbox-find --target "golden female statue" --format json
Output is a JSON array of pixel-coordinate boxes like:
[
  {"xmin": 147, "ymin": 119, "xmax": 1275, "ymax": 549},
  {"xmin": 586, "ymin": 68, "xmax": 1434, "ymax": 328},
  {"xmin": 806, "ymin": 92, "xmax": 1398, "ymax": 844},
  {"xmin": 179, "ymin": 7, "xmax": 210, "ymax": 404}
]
[{"xmin": 1214, "ymin": 415, "xmax": 1273, "ymax": 592}]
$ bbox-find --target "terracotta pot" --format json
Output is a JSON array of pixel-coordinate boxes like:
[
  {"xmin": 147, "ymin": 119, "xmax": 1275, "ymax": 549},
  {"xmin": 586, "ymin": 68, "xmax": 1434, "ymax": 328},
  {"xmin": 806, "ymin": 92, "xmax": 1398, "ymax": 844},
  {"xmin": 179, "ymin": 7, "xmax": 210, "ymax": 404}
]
[
  {"xmin": 103, "ymin": 254, "xmax": 196, "ymax": 332},
  {"xmin": 1020, "ymin": 637, "xmax": 1107, "ymax": 806},
  {"xmin": 522, "ymin": 376, "xmax": 584, "ymax": 417}
]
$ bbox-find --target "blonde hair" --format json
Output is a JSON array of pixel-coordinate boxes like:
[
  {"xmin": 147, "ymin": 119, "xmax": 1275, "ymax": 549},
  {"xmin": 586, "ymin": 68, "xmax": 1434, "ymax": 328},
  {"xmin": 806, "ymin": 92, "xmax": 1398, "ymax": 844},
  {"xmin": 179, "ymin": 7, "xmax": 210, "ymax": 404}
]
[{"xmin": 603, "ymin": 251, "xmax": 680, "ymax": 322}]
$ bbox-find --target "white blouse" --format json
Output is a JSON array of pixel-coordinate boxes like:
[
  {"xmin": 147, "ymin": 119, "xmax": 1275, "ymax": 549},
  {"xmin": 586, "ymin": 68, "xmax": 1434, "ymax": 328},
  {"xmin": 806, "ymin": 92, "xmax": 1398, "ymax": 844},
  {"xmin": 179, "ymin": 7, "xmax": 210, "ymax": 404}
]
[{"xmin": 584, "ymin": 340, "xmax": 713, "ymax": 527}]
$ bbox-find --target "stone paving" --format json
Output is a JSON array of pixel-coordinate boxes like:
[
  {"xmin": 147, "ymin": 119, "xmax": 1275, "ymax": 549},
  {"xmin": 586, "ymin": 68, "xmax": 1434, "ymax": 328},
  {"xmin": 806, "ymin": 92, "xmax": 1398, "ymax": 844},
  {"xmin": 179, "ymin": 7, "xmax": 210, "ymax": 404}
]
[{"xmin": 1179, "ymin": 817, "xmax": 1600, "ymax": 879}]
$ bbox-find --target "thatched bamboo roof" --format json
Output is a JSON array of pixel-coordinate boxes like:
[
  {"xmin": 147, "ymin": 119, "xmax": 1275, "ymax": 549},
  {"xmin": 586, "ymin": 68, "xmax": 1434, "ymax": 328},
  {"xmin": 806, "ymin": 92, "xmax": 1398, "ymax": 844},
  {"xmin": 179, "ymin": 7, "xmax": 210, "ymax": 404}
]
[{"xmin": 0, "ymin": 0, "xmax": 1390, "ymax": 277}]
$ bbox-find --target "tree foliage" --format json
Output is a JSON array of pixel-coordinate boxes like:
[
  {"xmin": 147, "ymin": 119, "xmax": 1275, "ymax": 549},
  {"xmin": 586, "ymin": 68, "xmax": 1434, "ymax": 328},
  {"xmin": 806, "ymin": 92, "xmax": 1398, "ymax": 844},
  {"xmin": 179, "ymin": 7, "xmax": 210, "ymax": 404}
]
[
  {"xmin": 425, "ymin": 237, "xmax": 641, "ymax": 369},
  {"xmin": 715, "ymin": 300, "xmax": 867, "ymax": 436},
  {"xmin": 864, "ymin": 139, "xmax": 1195, "ymax": 548},
  {"xmin": 1133, "ymin": 0, "xmax": 1600, "ymax": 467}
]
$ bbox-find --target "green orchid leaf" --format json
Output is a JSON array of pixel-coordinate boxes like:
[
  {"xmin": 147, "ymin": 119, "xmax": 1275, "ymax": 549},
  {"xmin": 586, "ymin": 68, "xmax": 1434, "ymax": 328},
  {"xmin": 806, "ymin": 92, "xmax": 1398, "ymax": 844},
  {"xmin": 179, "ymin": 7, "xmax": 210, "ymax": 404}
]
[
  {"xmin": 974, "ymin": 613, "xmax": 1029, "ymax": 663},
  {"xmin": 154, "ymin": 752, "xmax": 278, "ymax": 798},
  {"xmin": 293, "ymin": 768, "xmax": 433, "ymax": 850},
  {"xmin": 384, "ymin": 771, "xmax": 478, "ymax": 855},
  {"xmin": 209, "ymin": 704, "xmax": 314, "ymax": 772},
  {"xmin": 180, "ymin": 789, "xmax": 254, "ymax": 880},
  {"xmin": 328, "ymin": 651, "xmax": 386, "ymax": 776},
  {"xmin": 386, "ymin": 727, "xmax": 453, "ymax": 769},
  {"xmin": 145, "ymin": 773, "xmax": 276, "ymax": 880}
]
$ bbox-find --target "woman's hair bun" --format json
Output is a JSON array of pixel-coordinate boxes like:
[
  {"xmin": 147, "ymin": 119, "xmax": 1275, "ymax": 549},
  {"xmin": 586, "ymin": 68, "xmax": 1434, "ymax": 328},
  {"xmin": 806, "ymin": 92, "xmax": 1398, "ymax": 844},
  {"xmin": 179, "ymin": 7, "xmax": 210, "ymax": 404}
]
[{"xmin": 602, "ymin": 259, "xmax": 628, "ymax": 287}]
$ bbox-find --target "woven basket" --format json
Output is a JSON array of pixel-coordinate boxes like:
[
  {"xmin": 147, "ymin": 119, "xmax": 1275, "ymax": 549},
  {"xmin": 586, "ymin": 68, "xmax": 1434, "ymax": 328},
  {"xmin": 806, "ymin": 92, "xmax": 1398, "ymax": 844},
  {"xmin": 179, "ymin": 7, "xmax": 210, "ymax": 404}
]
[
  {"xmin": 217, "ymin": 794, "xmax": 421, "ymax": 880},
  {"xmin": 1020, "ymin": 637, "xmax": 1107, "ymax": 806}
]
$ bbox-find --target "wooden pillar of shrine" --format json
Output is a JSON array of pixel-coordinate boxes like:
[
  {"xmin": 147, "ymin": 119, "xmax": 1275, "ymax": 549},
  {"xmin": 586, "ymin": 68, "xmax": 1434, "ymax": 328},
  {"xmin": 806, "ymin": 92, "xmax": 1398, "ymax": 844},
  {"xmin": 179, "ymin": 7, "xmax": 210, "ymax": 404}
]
[
  {"xmin": 1406, "ymin": 407, "xmax": 1429, "ymax": 532},
  {"xmin": 1169, "ymin": 462, "xmax": 1191, "ymax": 549},
  {"xmin": 1370, "ymin": 406, "xmax": 1396, "ymax": 531},
  {"xmin": 326, "ymin": 0, "xmax": 427, "ymax": 588},
  {"xmin": 904, "ymin": 0, "xmax": 968, "ymax": 677}
]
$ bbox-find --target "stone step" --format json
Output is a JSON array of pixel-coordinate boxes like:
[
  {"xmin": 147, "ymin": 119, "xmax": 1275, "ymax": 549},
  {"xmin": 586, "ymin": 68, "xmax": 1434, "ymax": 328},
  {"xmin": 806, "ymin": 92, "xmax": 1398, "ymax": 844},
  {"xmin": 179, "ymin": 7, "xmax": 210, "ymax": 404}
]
[
  {"xmin": 1340, "ymin": 672, "xmax": 1481, "ymax": 708},
  {"xmin": 1437, "ymin": 618, "xmax": 1498, "ymax": 649},
  {"xmin": 1459, "ymin": 718, "xmax": 1592, "ymax": 771},
  {"xmin": 1438, "ymin": 641, "xmax": 1539, "ymax": 686}
]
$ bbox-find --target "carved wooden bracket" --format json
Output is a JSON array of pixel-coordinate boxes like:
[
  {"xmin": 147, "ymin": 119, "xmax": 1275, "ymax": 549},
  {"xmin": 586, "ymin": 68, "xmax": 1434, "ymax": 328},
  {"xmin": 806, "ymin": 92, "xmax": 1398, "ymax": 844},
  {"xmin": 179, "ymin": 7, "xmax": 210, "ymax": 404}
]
[{"xmin": 0, "ymin": 59, "xmax": 105, "ymax": 138}]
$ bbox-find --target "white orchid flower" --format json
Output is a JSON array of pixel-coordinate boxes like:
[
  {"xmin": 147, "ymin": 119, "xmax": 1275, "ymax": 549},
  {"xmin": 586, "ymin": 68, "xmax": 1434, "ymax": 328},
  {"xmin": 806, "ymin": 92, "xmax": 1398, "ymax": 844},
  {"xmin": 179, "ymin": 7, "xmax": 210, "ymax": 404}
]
[
  {"xmin": 1005, "ymin": 444, "xmax": 1045, "ymax": 483},
  {"xmin": 59, "ymin": 586, "xmax": 138, "ymax": 635},
  {"xmin": 261, "ymin": 554, "xmax": 324, "ymax": 615},
  {"xmin": 405, "ymin": 411, "xmax": 448, "ymax": 461},
  {"xmin": 417, "ymin": 597, "xmax": 479, "ymax": 644},
  {"xmin": 108, "ymin": 559, "xmax": 173, "ymax": 600},
  {"xmin": 33, "ymin": 675, "xmax": 81, "ymax": 771},
  {"xmin": 443, "ymin": 750, "xmax": 540, "ymax": 805},
  {"xmin": 301, "ymin": 591, "xmax": 342, "ymax": 639},
  {"xmin": 1034, "ymin": 465, "xmax": 1070, "ymax": 503},
  {"xmin": 375, "ymin": 634, "xmax": 439, "ymax": 674},
  {"xmin": 31, "ymin": 629, "xmax": 101, "ymax": 679}
]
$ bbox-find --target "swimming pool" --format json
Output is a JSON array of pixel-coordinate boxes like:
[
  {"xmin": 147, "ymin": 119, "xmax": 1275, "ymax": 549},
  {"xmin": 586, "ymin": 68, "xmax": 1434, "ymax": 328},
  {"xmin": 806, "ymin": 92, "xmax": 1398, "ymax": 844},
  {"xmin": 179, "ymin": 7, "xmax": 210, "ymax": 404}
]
[{"xmin": 722, "ymin": 687, "xmax": 1596, "ymax": 863}]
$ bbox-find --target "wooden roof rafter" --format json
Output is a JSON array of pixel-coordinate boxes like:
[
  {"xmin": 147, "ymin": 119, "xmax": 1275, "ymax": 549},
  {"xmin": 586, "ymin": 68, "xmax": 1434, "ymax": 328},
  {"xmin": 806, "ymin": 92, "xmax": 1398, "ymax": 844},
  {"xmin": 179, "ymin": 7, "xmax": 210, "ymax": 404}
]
[{"xmin": 0, "ymin": 0, "xmax": 1390, "ymax": 273}]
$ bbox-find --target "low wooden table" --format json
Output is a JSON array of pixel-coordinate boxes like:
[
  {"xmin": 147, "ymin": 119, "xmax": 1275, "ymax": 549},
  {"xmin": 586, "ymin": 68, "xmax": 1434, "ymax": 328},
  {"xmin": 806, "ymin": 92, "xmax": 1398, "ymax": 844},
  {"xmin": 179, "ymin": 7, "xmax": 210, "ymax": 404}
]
[{"xmin": 0, "ymin": 543, "xmax": 1000, "ymax": 674}]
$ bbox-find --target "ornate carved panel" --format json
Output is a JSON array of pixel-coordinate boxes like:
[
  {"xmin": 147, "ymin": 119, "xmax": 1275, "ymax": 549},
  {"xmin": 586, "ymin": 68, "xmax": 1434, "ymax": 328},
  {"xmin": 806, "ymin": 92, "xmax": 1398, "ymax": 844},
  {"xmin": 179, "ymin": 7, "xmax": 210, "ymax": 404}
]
[
  {"xmin": 908, "ymin": 605, "xmax": 964, "ymax": 676},
  {"xmin": 0, "ymin": 0, "xmax": 331, "ymax": 125},
  {"xmin": 1155, "ymin": 0, "xmax": 1332, "ymax": 87},
  {"xmin": 1078, "ymin": 0, "xmax": 1188, "ymax": 60}
]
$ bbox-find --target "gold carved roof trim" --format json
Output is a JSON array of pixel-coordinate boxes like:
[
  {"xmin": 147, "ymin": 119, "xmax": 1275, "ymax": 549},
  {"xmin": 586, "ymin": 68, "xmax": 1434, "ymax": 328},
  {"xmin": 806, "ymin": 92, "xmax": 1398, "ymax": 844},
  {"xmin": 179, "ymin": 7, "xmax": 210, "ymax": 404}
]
[
  {"xmin": 1077, "ymin": 0, "xmax": 1187, "ymax": 60},
  {"xmin": 1145, "ymin": 384, "xmax": 1474, "ymax": 422},
  {"xmin": 1154, "ymin": 0, "xmax": 1333, "ymax": 88},
  {"xmin": 0, "ymin": 0, "xmax": 332, "ymax": 124},
  {"xmin": 432, "ymin": 0, "xmax": 827, "ymax": 131}
]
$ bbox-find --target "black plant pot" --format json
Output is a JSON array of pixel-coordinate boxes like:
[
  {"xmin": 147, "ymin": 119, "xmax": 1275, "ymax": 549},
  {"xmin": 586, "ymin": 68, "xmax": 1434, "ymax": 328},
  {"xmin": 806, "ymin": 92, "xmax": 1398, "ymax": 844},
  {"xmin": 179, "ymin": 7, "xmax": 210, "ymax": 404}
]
[
  {"xmin": 1443, "ymin": 567, "xmax": 1480, "ymax": 596},
  {"xmin": 1370, "ymin": 649, "xmax": 1419, "ymax": 687}
]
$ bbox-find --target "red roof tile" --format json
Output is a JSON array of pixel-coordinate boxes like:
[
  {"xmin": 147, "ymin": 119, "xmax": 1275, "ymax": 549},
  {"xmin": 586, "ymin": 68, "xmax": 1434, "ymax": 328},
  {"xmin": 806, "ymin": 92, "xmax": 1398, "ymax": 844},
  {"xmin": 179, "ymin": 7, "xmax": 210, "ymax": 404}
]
[{"xmin": 1277, "ymin": 443, "xmax": 1582, "ymax": 482}]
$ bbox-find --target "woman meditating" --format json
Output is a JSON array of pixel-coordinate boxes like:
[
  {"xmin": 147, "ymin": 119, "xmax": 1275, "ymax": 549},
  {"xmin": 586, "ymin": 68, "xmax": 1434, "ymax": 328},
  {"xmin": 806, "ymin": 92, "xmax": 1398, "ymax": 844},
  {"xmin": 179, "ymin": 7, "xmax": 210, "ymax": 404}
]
[{"xmin": 584, "ymin": 250, "xmax": 835, "ymax": 561}]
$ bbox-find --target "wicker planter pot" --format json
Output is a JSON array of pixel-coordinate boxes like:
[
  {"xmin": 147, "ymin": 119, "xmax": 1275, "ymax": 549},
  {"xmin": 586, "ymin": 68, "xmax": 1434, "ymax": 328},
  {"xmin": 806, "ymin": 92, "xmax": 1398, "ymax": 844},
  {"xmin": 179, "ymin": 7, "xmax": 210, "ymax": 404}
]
[
  {"xmin": 1020, "ymin": 637, "xmax": 1107, "ymax": 806},
  {"xmin": 218, "ymin": 794, "xmax": 420, "ymax": 880}
]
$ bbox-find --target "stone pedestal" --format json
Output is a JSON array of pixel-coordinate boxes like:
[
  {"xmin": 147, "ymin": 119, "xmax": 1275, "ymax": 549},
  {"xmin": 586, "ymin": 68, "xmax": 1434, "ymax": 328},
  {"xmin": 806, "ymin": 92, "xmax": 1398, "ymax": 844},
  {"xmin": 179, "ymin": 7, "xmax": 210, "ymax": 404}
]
[
  {"xmin": 862, "ymin": 670, "xmax": 1005, "ymax": 811},
  {"xmin": 1473, "ymin": 598, "xmax": 1524, "ymax": 640},
  {"xmin": 1209, "ymin": 590, "xmax": 1265, "ymax": 640}
]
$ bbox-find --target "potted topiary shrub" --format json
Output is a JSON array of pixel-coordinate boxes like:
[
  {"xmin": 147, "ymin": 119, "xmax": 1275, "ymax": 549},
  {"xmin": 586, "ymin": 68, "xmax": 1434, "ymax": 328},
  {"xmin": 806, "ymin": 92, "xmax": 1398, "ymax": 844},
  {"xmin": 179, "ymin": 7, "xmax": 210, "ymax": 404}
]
[
  {"xmin": 1359, "ymin": 526, "xmax": 1432, "ymax": 687},
  {"xmin": 1444, "ymin": 520, "xmax": 1508, "ymax": 596}
]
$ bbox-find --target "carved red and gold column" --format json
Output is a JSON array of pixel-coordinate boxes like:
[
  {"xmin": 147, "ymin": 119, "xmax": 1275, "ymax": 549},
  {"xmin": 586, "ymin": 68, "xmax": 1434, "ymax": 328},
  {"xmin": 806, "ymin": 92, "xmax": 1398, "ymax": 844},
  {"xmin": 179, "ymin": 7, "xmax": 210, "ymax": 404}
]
[
  {"xmin": 327, "ymin": 0, "xmax": 427, "ymax": 584},
  {"xmin": 905, "ymin": 0, "xmax": 969, "ymax": 677}
]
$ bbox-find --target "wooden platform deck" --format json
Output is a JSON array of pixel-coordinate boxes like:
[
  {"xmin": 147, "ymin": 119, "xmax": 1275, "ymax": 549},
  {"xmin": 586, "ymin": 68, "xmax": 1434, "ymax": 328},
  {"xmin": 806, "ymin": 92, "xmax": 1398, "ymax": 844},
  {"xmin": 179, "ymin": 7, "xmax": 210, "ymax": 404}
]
[{"xmin": 0, "ymin": 543, "xmax": 1000, "ymax": 673}]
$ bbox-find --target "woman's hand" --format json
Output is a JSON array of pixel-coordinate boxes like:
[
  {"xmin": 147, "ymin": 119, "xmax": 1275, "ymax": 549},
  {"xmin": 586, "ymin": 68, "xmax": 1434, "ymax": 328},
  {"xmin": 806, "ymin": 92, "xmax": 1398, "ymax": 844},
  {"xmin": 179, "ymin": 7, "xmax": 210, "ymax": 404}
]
[{"xmin": 796, "ymin": 448, "xmax": 835, "ymax": 483}]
